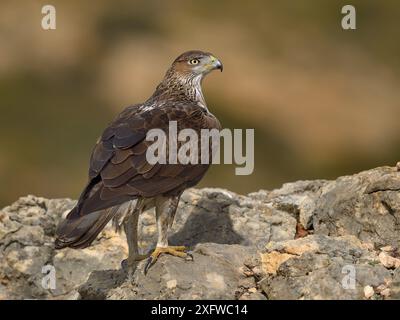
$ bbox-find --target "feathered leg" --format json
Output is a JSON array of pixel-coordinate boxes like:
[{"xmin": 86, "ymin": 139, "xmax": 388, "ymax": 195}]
[
  {"xmin": 144, "ymin": 195, "xmax": 192, "ymax": 274},
  {"xmin": 121, "ymin": 199, "xmax": 149, "ymax": 276}
]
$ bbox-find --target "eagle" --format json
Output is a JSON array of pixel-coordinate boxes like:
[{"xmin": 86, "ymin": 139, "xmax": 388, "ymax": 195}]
[{"xmin": 55, "ymin": 50, "xmax": 223, "ymax": 275}]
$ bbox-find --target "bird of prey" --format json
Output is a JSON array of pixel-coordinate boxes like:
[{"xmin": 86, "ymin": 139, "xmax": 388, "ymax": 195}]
[{"xmin": 55, "ymin": 50, "xmax": 223, "ymax": 275}]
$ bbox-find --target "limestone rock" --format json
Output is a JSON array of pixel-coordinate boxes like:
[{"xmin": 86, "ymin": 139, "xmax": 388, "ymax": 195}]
[
  {"xmin": 79, "ymin": 243, "xmax": 257, "ymax": 300},
  {"xmin": 0, "ymin": 196, "xmax": 127, "ymax": 299},
  {"xmin": 1, "ymin": 166, "xmax": 399, "ymax": 300},
  {"xmin": 259, "ymin": 235, "xmax": 391, "ymax": 300}
]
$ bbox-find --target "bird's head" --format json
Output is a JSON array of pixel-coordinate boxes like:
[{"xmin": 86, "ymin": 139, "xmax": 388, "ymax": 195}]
[
  {"xmin": 151, "ymin": 50, "xmax": 223, "ymax": 104},
  {"xmin": 170, "ymin": 50, "xmax": 223, "ymax": 79}
]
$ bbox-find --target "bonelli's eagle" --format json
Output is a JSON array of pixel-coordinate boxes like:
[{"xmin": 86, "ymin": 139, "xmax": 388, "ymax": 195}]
[{"xmin": 55, "ymin": 51, "xmax": 223, "ymax": 274}]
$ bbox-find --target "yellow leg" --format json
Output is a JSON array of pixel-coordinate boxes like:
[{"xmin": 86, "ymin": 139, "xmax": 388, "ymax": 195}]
[
  {"xmin": 121, "ymin": 253, "xmax": 151, "ymax": 274},
  {"xmin": 144, "ymin": 246, "xmax": 193, "ymax": 274}
]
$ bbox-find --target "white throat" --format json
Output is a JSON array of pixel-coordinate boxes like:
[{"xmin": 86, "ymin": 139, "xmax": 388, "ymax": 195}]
[{"xmin": 191, "ymin": 74, "xmax": 207, "ymax": 110}]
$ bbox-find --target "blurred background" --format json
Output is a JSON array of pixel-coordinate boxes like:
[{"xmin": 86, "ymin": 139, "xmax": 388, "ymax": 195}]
[{"xmin": 1, "ymin": 0, "xmax": 400, "ymax": 206}]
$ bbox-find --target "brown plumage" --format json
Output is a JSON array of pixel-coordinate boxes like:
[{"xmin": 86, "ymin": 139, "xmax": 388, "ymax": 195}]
[{"xmin": 55, "ymin": 50, "xmax": 223, "ymax": 273}]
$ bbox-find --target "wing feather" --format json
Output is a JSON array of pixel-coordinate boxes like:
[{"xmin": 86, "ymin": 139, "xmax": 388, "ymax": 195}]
[
  {"xmin": 68, "ymin": 103, "xmax": 220, "ymax": 217},
  {"xmin": 56, "ymin": 101, "xmax": 220, "ymax": 249}
]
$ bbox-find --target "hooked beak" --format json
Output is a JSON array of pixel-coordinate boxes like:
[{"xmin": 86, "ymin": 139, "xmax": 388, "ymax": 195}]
[
  {"xmin": 213, "ymin": 59, "xmax": 224, "ymax": 72},
  {"xmin": 215, "ymin": 59, "xmax": 223, "ymax": 72},
  {"xmin": 209, "ymin": 56, "xmax": 223, "ymax": 72}
]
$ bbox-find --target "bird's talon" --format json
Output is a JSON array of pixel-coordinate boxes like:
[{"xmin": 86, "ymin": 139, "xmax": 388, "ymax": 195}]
[
  {"xmin": 121, "ymin": 258, "xmax": 139, "ymax": 279},
  {"xmin": 143, "ymin": 246, "xmax": 191, "ymax": 275},
  {"xmin": 144, "ymin": 256, "xmax": 155, "ymax": 275},
  {"xmin": 121, "ymin": 259, "xmax": 128, "ymax": 271}
]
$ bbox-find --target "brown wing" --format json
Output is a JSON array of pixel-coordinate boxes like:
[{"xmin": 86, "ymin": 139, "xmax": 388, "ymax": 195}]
[
  {"xmin": 72, "ymin": 102, "xmax": 220, "ymax": 218},
  {"xmin": 56, "ymin": 102, "xmax": 220, "ymax": 249}
]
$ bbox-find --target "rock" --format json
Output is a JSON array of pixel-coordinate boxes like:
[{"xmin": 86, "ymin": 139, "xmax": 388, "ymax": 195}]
[
  {"xmin": 380, "ymin": 246, "xmax": 393, "ymax": 252},
  {"xmin": 378, "ymin": 251, "xmax": 400, "ymax": 269},
  {"xmin": 263, "ymin": 167, "xmax": 400, "ymax": 248},
  {"xmin": 390, "ymin": 269, "xmax": 400, "ymax": 299},
  {"xmin": 79, "ymin": 243, "xmax": 257, "ymax": 300},
  {"xmin": 260, "ymin": 251, "xmax": 294, "ymax": 275},
  {"xmin": 239, "ymin": 291, "xmax": 267, "ymax": 300},
  {"xmin": 259, "ymin": 235, "xmax": 391, "ymax": 300},
  {"xmin": 138, "ymin": 188, "xmax": 297, "ymax": 253},
  {"xmin": 255, "ymin": 180, "xmax": 326, "ymax": 230},
  {"xmin": 311, "ymin": 167, "xmax": 400, "ymax": 248},
  {"xmin": 364, "ymin": 285, "xmax": 374, "ymax": 299},
  {"xmin": 1, "ymin": 166, "xmax": 400, "ymax": 299},
  {"xmin": 380, "ymin": 288, "xmax": 391, "ymax": 298},
  {"xmin": 0, "ymin": 196, "xmax": 127, "ymax": 299}
]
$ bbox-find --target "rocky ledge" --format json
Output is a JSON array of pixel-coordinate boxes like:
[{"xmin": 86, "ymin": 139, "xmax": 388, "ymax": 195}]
[{"xmin": 1, "ymin": 166, "xmax": 400, "ymax": 300}]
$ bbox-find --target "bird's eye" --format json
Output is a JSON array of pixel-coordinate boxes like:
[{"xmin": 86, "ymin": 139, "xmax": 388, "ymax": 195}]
[{"xmin": 188, "ymin": 59, "xmax": 200, "ymax": 65}]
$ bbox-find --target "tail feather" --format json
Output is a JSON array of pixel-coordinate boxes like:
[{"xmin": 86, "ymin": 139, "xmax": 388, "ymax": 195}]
[
  {"xmin": 55, "ymin": 201, "xmax": 125, "ymax": 249},
  {"xmin": 55, "ymin": 179, "xmax": 134, "ymax": 249},
  {"xmin": 55, "ymin": 206, "xmax": 121, "ymax": 249},
  {"xmin": 55, "ymin": 207, "xmax": 118, "ymax": 249}
]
